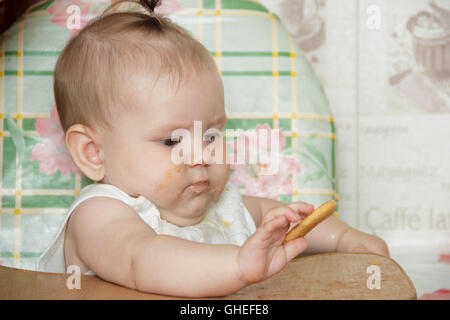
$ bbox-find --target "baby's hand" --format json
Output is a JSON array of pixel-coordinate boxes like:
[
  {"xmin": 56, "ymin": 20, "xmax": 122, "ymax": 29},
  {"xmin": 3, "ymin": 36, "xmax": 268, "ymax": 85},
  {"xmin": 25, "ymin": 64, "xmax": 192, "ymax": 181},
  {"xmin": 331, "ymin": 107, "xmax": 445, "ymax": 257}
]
[
  {"xmin": 236, "ymin": 202, "xmax": 313, "ymax": 285},
  {"xmin": 337, "ymin": 228, "xmax": 390, "ymax": 257}
]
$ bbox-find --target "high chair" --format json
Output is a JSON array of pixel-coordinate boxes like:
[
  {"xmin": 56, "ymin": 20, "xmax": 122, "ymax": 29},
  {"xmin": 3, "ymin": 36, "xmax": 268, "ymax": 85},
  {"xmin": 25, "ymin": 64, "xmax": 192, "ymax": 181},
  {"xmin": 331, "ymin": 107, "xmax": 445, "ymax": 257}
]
[{"xmin": 0, "ymin": 0, "xmax": 416, "ymax": 299}]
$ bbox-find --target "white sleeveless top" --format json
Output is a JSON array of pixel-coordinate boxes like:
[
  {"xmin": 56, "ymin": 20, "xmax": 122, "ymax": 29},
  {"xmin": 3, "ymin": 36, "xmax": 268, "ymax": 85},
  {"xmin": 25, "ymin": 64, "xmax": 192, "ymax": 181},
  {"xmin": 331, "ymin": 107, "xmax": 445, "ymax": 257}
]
[{"xmin": 36, "ymin": 180, "xmax": 257, "ymax": 274}]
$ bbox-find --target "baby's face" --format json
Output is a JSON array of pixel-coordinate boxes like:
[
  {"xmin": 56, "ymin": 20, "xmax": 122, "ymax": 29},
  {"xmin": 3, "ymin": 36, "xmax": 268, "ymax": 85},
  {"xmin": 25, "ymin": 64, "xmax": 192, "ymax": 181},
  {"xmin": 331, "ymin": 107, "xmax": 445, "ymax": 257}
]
[{"xmin": 99, "ymin": 67, "xmax": 229, "ymax": 227}]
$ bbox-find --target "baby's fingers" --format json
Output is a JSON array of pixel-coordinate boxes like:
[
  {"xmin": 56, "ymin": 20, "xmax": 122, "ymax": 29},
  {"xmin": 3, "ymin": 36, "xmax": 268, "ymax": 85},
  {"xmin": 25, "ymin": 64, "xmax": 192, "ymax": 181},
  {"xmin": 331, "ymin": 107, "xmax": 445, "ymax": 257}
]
[
  {"xmin": 287, "ymin": 201, "xmax": 315, "ymax": 217},
  {"xmin": 284, "ymin": 237, "xmax": 308, "ymax": 261},
  {"xmin": 262, "ymin": 202, "xmax": 314, "ymax": 226},
  {"xmin": 256, "ymin": 215, "xmax": 291, "ymax": 243},
  {"xmin": 264, "ymin": 215, "xmax": 291, "ymax": 233},
  {"xmin": 262, "ymin": 205, "xmax": 301, "ymax": 226}
]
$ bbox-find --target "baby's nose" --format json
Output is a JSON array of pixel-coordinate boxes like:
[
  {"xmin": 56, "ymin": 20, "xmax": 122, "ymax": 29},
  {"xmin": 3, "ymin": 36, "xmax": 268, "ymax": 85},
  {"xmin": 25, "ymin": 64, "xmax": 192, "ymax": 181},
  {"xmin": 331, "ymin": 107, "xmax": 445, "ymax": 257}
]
[{"xmin": 187, "ymin": 140, "xmax": 210, "ymax": 167}]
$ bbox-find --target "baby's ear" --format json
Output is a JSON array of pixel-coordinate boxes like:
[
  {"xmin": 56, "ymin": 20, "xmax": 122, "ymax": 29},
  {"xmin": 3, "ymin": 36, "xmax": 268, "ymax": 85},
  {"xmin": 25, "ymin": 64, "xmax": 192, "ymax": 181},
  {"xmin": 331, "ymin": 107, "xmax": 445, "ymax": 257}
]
[{"xmin": 65, "ymin": 124, "xmax": 105, "ymax": 182}]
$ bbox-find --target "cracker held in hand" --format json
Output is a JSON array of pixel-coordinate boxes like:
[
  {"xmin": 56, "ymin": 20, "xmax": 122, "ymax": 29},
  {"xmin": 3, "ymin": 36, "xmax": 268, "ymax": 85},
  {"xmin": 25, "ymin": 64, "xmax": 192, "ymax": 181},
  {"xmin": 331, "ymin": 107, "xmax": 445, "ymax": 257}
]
[{"xmin": 284, "ymin": 200, "xmax": 337, "ymax": 244}]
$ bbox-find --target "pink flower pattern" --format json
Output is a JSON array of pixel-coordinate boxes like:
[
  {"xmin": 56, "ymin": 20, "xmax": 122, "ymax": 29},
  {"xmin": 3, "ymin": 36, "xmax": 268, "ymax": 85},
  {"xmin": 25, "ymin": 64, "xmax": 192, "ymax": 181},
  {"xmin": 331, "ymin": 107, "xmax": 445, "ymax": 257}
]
[
  {"xmin": 31, "ymin": 105, "xmax": 82, "ymax": 179},
  {"xmin": 420, "ymin": 254, "xmax": 450, "ymax": 299},
  {"xmin": 155, "ymin": 0, "xmax": 183, "ymax": 15},
  {"xmin": 228, "ymin": 124, "xmax": 301, "ymax": 200},
  {"xmin": 438, "ymin": 254, "xmax": 450, "ymax": 264},
  {"xmin": 421, "ymin": 289, "xmax": 450, "ymax": 300}
]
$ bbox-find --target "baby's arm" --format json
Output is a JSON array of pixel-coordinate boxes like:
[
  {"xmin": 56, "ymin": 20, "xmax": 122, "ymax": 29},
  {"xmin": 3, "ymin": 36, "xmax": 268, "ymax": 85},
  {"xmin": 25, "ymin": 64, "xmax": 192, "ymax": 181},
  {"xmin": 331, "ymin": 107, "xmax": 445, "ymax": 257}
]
[
  {"xmin": 66, "ymin": 196, "xmax": 308, "ymax": 297},
  {"xmin": 242, "ymin": 196, "xmax": 389, "ymax": 256},
  {"xmin": 66, "ymin": 197, "xmax": 245, "ymax": 297}
]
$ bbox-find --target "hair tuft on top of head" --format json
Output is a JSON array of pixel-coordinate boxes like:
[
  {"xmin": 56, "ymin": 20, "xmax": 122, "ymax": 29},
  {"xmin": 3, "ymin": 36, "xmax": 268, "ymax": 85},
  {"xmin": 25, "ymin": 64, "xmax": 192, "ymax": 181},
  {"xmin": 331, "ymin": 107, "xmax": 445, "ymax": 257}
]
[
  {"xmin": 109, "ymin": 0, "xmax": 163, "ymax": 27},
  {"xmin": 139, "ymin": 0, "xmax": 162, "ymax": 15},
  {"xmin": 110, "ymin": 0, "xmax": 162, "ymax": 16}
]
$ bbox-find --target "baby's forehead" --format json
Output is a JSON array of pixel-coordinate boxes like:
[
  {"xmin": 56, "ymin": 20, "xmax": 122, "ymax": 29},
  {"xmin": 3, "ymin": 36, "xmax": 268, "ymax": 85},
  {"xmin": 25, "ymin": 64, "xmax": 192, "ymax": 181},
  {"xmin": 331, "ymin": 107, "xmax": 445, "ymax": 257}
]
[{"xmin": 122, "ymin": 61, "xmax": 221, "ymax": 101}]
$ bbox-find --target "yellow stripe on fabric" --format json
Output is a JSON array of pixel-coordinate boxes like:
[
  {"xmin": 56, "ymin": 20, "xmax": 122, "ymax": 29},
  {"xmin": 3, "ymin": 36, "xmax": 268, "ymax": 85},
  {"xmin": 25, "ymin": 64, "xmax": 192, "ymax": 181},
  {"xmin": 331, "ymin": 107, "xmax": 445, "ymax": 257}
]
[
  {"xmin": 214, "ymin": 0, "xmax": 222, "ymax": 72},
  {"xmin": 0, "ymin": 131, "xmax": 41, "ymax": 139},
  {"xmin": 295, "ymin": 189, "xmax": 339, "ymax": 200},
  {"xmin": 16, "ymin": 18, "xmax": 24, "ymax": 118},
  {"xmin": 175, "ymin": 9, "xmax": 271, "ymax": 18},
  {"xmin": 14, "ymin": 17, "xmax": 25, "ymax": 268},
  {"xmin": 0, "ymin": 34, "xmax": 5, "ymax": 184},
  {"xmin": 0, "ymin": 208, "xmax": 69, "ymax": 215},
  {"xmin": 288, "ymin": 34, "xmax": 299, "ymax": 201},
  {"xmin": 226, "ymin": 113, "xmax": 334, "ymax": 123},
  {"xmin": 294, "ymin": 113, "xmax": 334, "ymax": 122},
  {"xmin": 0, "ymin": 34, "xmax": 4, "ymax": 242},
  {"xmin": 288, "ymin": 35, "xmax": 297, "ymax": 129},
  {"xmin": 224, "ymin": 130, "xmax": 334, "ymax": 140},
  {"xmin": 23, "ymin": 6, "xmax": 273, "ymax": 19},
  {"xmin": 1, "ymin": 189, "xmax": 81, "ymax": 196},
  {"xmin": 75, "ymin": 173, "xmax": 82, "ymax": 199},
  {"xmin": 196, "ymin": 0, "xmax": 204, "ymax": 43},
  {"xmin": 5, "ymin": 112, "xmax": 49, "ymax": 118},
  {"xmin": 14, "ymin": 214, "xmax": 21, "ymax": 267},
  {"xmin": 22, "ymin": 10, "xmax": 49, "ymax": 19},
  {"xmin": 270, "ymin": 13, "xmax": 279, "ymax": 130},
  {"xmin": 295, "ymin": 132, "xmax": 336, "ymax": 140}
]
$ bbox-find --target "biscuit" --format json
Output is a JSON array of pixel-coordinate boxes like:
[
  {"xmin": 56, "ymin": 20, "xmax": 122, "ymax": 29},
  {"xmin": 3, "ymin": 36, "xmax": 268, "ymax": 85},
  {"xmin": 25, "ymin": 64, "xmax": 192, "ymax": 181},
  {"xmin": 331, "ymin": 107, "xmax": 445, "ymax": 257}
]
[{"xmin": 284, "ymin": 200, "xmax": 337, "ymax": 244}]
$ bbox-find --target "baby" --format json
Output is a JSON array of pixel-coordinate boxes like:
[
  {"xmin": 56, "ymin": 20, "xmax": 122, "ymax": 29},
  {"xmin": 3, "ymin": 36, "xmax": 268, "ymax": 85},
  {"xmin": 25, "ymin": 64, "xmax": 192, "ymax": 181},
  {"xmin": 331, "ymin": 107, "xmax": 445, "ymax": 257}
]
[{"xmin": 37, "ymin": 0, "xmax": 389, "ymax": 297}]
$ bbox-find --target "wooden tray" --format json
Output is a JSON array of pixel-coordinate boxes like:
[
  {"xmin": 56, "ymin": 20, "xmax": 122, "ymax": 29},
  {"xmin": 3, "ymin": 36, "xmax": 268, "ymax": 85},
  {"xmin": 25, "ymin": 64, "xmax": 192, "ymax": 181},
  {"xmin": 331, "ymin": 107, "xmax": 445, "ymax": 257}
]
[{"xmin": 0, "ymin": 252, "xmax": 416, "ymax": 300}]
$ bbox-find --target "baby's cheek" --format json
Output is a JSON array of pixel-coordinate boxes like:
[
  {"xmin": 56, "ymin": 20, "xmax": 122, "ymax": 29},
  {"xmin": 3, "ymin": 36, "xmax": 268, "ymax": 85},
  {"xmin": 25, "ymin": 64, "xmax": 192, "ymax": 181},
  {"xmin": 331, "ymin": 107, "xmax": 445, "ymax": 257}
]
[
  {"xmin": 210, "ymin": 185, "xmax": 225, "ymax": 201},
  {"xmin": 173, "ymin": 163, "xmax": 184, "ymax": 175},
  {"xmin": 154, "ymin": 164, "xmax": 185, "ymax": 194},
  {"xmin": 209, "ymin": 165, "xmax": 230, "ymax": 197}
]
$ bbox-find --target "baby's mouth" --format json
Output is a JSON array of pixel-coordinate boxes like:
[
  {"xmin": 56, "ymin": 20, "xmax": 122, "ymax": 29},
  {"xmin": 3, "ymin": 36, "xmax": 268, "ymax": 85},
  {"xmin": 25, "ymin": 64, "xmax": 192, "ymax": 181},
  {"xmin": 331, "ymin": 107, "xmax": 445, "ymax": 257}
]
[{"xmin": 188, "ymin": 180, "xmax": 210, "ymax": 194}]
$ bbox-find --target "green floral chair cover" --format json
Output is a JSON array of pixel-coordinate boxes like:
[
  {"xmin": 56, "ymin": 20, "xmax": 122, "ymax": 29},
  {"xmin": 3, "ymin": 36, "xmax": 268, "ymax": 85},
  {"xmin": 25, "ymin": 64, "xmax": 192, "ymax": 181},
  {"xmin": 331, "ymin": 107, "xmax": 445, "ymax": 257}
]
[{"xmin": 0, "ymin": 0, "xmax": 337, "ymax": 270}]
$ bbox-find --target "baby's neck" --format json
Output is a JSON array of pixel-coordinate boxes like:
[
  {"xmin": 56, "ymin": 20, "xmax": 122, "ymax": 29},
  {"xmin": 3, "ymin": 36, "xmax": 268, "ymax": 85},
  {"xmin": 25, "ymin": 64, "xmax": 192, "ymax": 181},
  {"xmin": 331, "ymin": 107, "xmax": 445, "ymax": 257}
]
[{"xmin": 159, "ymin": 208, "xmax": 206, "ymax": 227}]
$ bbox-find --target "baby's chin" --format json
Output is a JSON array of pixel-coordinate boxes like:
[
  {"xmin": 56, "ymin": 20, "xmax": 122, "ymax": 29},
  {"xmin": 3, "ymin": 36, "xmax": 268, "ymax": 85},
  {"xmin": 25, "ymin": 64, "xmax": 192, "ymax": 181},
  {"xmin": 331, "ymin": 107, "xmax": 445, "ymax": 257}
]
[
  {"xmin": 162, "ymin": 202, "xmax": 210, "ymax": 227},
  {"xmin": 154, "ymin": 179, "xmax": 228, "ymax": 226}
]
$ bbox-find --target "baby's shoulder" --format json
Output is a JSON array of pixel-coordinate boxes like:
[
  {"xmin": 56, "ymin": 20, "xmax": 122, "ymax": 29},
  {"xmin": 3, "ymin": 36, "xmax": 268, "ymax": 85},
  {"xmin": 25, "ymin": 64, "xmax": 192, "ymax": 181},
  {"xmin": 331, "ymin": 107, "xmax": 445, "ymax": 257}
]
[
  {"xmin": 67, "ymin": 183, "xmax": 139, "ymax": 223},
  {"xmin": 64, "ymin": 193, "xmax": 155, "ymax": 281},
  {"xmin": 68, "ymin": 195, "xmax": 138, "ymax": 231},
  {"xmin": 64, "ymin": 196, "xmax": 133, "ymax": 273}
]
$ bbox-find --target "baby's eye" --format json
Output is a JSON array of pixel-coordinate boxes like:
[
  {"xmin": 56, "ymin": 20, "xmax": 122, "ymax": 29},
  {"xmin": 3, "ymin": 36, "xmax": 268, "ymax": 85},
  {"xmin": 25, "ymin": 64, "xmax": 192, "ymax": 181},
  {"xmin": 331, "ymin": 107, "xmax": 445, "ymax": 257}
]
[
  {"xmin": 160, "ymin": 137, "xmax": 181, "ymax": 147},
  {"xmin": 204, "ymin": 134, "xmax": 215, "ymax": 142},
  {"xmin": 205, "ymin": 132, "xmax": 221, "ymax": 142}
]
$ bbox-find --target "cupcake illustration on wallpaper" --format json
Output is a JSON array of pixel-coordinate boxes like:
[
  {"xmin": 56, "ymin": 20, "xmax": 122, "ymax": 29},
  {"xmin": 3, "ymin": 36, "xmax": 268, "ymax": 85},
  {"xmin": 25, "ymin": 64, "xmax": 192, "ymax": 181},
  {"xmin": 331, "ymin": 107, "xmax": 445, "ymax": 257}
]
[
  {"xmin": 389, "ymin": 0, "xmax": 450, "ymax": 113},
  {"xmin": 407, "ymin": 0, "xmax": 450, "ymax": 77},
  {"xmin": 279, "ymin": 0, "xmax": 325, "ymax": 51}
]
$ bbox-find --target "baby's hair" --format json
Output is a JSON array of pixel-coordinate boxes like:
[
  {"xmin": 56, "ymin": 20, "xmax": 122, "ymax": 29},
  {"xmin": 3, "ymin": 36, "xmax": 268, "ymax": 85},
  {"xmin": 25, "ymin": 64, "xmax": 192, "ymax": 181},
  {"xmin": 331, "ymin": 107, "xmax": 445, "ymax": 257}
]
[{"xmin": 54, "ymin": 0, "xmax": 216, "ymax": 134}]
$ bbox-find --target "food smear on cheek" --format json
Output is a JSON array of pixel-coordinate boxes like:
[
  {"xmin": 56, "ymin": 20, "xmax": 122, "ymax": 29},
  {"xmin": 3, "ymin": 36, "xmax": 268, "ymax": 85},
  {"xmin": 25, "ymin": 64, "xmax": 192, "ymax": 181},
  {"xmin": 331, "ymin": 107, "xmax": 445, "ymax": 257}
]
[
  {"xmin": 155, "ymin": 169, "xmax": 172, "ymax": 194},
  {"xmin": 174, "ymin": 164, "xmax": 183, "ymax": 173},
  {"xmin": 158, "ymin": 165, "xmax": 184, "ymax": 195},
  {"xmin": 156, "ymin": 181, "xmax": 169, "ymax": 193},
  {"xmin": 170, "ymin": 164, "xmax": 186, "ymax": 195},
  {"xmin": 165, "ymin": 168, "xmax": 173, "ymax": 180}
]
